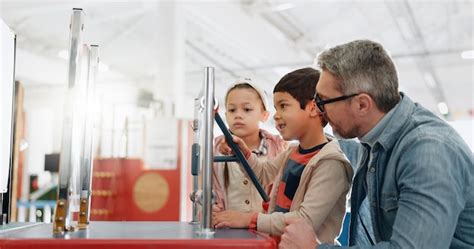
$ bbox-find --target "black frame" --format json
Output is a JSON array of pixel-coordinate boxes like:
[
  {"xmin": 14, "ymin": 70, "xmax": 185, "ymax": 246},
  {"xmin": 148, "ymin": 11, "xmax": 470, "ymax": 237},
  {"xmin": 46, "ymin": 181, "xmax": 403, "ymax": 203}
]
[{"xmin": 314, "ymin": 93, "xmax": 359, "ymax": 112}]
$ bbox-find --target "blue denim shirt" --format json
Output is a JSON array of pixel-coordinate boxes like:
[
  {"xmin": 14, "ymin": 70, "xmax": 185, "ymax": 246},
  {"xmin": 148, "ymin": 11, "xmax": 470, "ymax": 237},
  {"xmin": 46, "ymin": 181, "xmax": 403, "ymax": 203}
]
[
  {"xmin": 320, "ymin": 93, "xmax": 474, "ymax": 249},
  {"xmin": 352, "ymin": 100, "xmax": 400, "ymax": 245}
]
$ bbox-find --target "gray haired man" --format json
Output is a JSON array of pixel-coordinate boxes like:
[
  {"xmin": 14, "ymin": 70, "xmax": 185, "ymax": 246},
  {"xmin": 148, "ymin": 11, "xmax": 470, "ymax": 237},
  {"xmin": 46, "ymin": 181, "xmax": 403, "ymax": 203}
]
[{"xmin": 279, "ymin": 40, "xmax": 473, "ymax": 249}]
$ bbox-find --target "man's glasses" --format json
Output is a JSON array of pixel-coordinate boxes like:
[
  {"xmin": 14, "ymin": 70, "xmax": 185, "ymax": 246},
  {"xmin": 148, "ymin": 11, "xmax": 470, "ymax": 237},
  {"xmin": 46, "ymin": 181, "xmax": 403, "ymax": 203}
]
[{"xmin": 313, "ymin": 93, "xmax": 360, "ymax": 112}]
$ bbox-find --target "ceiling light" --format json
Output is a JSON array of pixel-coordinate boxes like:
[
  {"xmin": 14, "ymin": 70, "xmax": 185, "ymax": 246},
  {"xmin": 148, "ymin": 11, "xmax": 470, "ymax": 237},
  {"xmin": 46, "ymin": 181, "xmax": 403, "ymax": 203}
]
[
  {"xmin": 58, "ymin": 49, "xmax": 68, "ymax": 60},
  {"xmin": 437, "ymin": 102, "xmax": 449, "ymax": 115},
  {"xmin": 461, "ymin": 50, "xmax": 474, "ymax": 59}
]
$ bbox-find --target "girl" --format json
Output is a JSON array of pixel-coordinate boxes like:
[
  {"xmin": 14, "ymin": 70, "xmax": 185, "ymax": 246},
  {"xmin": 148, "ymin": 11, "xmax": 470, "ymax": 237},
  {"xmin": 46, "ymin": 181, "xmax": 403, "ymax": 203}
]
[{"xmin": 213, "ymin": 78, "xmax": 286, "ymax": 213}]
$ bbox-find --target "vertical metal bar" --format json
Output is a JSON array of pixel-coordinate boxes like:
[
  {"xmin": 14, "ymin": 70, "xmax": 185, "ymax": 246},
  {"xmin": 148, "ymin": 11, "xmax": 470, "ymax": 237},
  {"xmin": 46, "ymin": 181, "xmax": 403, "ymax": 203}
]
[
  {"xmin": 190, "ymin": 96, "xmax": 202, "ymax": 224},
  {"xmin": 8, "ymin": 36, "xmax": 18, "ymax": 223},
  {"xmin": 53, "ymin": 8, "xmax": 84, "ymax": 234},
  {"xmin": 190, "ymin": 174, "xmax": 199, "ymax": 224},
  {"xmin": 78, "ymin": 45, "xmax": 99, "ymax": 229},
  {"xmin": 200, "ymin": 67, "xmax": 214, "ymax": 234}
]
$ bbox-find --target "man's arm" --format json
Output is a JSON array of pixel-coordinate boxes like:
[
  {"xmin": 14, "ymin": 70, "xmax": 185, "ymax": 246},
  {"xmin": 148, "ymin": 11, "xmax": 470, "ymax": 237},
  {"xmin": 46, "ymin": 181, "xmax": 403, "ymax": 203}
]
[{"xmin": 319, "ymin": 138, "xmax": 466, "ymax": 249}]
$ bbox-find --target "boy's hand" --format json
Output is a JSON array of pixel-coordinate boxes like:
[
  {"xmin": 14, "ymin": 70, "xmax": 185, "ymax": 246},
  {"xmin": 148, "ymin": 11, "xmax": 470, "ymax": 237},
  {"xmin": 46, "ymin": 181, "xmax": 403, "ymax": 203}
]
[
  {"xmin": 279, "ymin": 218, "xmax": 320, "ymax": 249},
  {"xmin": 215, "ymin": 135, "xmax": 252, "ymax": 159},
  {"xmin": 212, "ymin": 210, "xmax": 254, "ymax": 228}
]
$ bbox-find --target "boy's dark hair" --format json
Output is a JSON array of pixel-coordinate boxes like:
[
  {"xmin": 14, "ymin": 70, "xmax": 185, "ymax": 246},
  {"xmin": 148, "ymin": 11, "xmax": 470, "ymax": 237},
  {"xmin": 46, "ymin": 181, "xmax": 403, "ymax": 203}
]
[
  {"xmin": 273, "ymin": 67, "xmax": 327, "ymax": 127},
  {"xmin": 273, "ymin": 67, "xmax": 320, "ymax": 109}
]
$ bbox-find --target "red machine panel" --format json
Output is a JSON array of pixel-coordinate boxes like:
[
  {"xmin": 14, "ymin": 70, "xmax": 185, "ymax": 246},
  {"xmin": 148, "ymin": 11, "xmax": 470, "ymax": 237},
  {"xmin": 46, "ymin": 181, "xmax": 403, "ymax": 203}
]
[{"xmin": 91, "ymin": 159, "xmax": 180, "ymax": 221}]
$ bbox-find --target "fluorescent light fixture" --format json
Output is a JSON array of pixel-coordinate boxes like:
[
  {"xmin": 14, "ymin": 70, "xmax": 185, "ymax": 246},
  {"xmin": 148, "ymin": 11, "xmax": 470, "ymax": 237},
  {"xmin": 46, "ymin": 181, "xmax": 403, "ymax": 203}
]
[
  {"xmin": 461, "ymin": 50, "xmax": 474, "ymax": 59},
  {"xmin": 58, "ymin": 49, "xmax": 68, "ymax": 60},
  {"xmin": 423, "ymin": 73, "xmax": 437, "ymax": 88},
  {"xmin": 99, "ymin": 62, "xmax": 109, "ymax": 72},
  {"xmin": 271, "ymin": 3, "xmax": 296, "ymax": 12},
  {"xmin": 438, "ymin": 102, "xmax": 449, "ymax": 115}
]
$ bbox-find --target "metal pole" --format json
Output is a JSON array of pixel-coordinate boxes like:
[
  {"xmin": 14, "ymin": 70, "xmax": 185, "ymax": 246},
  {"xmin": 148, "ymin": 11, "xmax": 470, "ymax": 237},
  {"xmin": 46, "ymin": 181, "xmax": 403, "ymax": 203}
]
[
  {"xmin": 200, "ymin": 67, "xmax": 214, "ymax": 235},
  {"xmin": 189, "ymin": 96, "xmax": 202, "ymax": 224},
  {"xmin": 78, "ymin": 45, "xmax": 99, "ymax": 230},
  {"xmin": 53, "ymin": 8, "xmax": 84, "ymax": 234}
]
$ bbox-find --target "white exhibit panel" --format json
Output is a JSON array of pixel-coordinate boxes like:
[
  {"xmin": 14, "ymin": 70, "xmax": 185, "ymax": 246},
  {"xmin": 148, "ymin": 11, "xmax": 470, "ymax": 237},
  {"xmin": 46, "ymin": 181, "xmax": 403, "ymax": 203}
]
[{"xmin": 0, "ymin": 18, "xmax": 15, "ymax": 193}]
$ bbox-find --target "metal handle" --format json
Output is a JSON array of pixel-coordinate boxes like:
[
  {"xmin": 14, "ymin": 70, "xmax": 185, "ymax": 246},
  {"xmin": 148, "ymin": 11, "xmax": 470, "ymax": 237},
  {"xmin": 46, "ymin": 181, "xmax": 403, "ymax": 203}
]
[
  {"xmin": 214, "ymin": 156, "xmax": 238, "ymax": 163},
  {"xmin": 191, "ymin": 143, "xmax": 200, "ymax": 176},
  {"xmin": 214, "ymin": 112, "xmax": 269, "ymax": 202}
]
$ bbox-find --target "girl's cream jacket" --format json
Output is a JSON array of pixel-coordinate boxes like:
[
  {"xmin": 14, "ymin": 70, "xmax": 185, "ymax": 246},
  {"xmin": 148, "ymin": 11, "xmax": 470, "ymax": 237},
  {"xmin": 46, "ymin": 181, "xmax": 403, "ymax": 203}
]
[{"xmin": 212, "ymin": 129, "xmax": 287, "ymax": 212}]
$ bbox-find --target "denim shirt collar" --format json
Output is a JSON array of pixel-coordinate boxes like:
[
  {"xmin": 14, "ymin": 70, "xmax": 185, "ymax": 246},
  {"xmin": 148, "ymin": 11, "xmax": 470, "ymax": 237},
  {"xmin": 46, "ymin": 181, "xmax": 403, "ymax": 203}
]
[
  {"xmin": 360, "ymin": 102, "xmax": 397, "ymax": 148},
  {"xmin": 359, "ymin": 92, "xmax": 412, "ymax": 151}
]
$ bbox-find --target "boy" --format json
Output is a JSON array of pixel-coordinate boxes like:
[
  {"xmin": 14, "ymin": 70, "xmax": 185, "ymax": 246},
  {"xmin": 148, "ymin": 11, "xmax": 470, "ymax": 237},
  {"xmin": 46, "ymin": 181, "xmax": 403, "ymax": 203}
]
[{"xmin": 213, "ymin": 68, "xmax": 353, "ymax": 244}]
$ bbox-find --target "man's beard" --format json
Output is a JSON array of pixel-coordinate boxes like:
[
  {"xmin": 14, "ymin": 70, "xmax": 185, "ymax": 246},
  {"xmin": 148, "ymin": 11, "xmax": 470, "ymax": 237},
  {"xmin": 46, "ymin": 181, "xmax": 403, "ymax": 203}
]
[
  {"xmin": 332, "ymin": 129, "xmax": 345, "ymax": 139},
  {"xmin": 325, "ymin": 115, "xmax": 359, "ymax": 139}
]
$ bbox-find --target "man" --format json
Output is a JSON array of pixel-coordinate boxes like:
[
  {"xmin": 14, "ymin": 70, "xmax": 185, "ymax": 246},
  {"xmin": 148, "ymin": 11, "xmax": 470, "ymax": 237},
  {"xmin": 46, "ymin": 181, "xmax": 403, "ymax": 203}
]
[{"xmin": 280, "ymin": 40, "xmax": 474, "ymax": 249}]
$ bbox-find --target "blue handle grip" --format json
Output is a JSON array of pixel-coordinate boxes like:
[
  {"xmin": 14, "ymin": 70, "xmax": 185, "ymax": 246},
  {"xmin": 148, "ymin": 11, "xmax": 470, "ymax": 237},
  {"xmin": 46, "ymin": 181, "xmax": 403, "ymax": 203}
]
[
  {"xmin": 214, "ymin": 156, "xmax": 238, "ymax": 163},
  {"xmin": 191, "ymin": 143, "xmax": 200, "ymax": 176}
]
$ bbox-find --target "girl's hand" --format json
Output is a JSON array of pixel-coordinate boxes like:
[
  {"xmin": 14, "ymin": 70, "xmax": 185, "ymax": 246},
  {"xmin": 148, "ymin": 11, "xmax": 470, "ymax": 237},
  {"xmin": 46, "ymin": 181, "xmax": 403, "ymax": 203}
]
[
  {"xmin": 212, "ymin": 210, "xmax": 254, "ymax": 228},
  {"xmin": 215, "ymin": 135, "xmax": 252, "ymax": 159}
]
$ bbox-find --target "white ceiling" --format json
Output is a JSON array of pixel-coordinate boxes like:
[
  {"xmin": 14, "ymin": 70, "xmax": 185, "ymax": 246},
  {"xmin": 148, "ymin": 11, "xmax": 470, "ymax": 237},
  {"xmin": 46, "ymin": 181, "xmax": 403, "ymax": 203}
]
[{"xmin": 0, "ymin": 0, "xmax": 473, "ymax": 120}]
